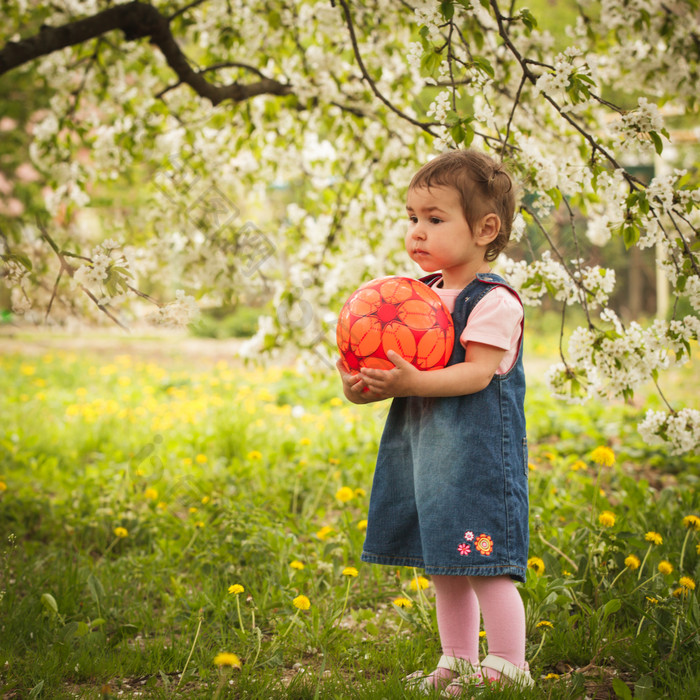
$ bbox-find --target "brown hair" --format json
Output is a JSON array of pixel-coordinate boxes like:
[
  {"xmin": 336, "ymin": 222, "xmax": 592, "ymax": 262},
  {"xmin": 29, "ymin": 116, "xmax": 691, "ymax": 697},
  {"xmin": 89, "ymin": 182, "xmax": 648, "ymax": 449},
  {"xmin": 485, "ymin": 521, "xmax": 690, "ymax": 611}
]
[{"xmin": 408, "ymin": 149, "xmax": 516, "ymax": 261}]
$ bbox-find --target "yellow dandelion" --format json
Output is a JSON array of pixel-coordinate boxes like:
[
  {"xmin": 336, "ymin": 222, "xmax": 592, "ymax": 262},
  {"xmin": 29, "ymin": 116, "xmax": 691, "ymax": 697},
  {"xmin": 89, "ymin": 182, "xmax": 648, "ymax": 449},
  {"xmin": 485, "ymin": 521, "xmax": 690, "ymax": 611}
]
[
  {"xmin": 409, "ymin": 576, "xmax": 430, "ymax": 591},
  {"xmin": 229, "ymin": 584, "xmax": 245, "ymax": 595},
  {"xmin": 335, "ymin": 486, "xmax": 354, "ymax": 503},
  {"xmin": 330, "ymin": 397, "xmax": 343, "ymax": 407},
  {"xmin": 195, "ymin": 454, "xmax": 208, "ymax": 464},
  {"xmin": 696, "ymin": 543, "xmax": 700, "ymax": 555},
  {"xmin": 315, "ymin": 525, "xmax": 334, "ymax": 541},
  {"xmin": 195, "ymin": 521, "xmax": 205, "ymax": 528},
  {"xmin": 157, "ymin": 501, "xmax": 167, "ymax": 510},
  {"xmin": 290, "ymin": 560, "xmax": 305, "ymax": 570},
  {"xmin": 144, "ymin": 487, "xmax": 158, "ymax": 500},
  {"xmin": 189, "ymin": 507, "xmax": 198, "ymax": 514},
  {"xmin": 299, "ymin": 437, "xmax": 311, "ymax": 446},
  {"xmin": 354, "ymin": 488, "xmax": 367, "ymax": 498},
  {"xmin": 679, "ymin": 576, "xmax": 696, "ymax": 591},
  {"xmin": 0, "ymin": 481, "xmax": 7, "ymax": 492},
  {"xmin": 527, "ymin": 557, "xmax": 545, "ymax": 576},
  {"xmin": 673, "ymin": 587, "xmax": 688, "ymax": 599},
  {"xmin": 528, "ymin": 462, "xmax": 537, "ymax": 471},
  {"xmin": 590, "ymin": 446, "xmax": 615, "ymax": 467},
  {"xmin": 213, "ymin": 652, "xmax": 241, "ymax": 668},
  {"xmin": 658, "ymin": 560, "xmax": 674, "ymax": 575},
  {"xmin": 536, "ymin": 620, "xmax": 554, "ymax": 629},
  {"xmin": 598, "ymin": 511, "xmax": 616, "ymax": 528},
  {"xmin": 113, "ymin": 527, "xmax": 128, "ymax": 538},
  {"xmin": 392, "ymin": 597, "xmax": 413, "ymax": 609},
  {"xmin": 342, "ymin": 567, "xmax": 359, "ymax": 577},
  {"xmin": 545, "ymin": 673, "xmax": 560, "ymax": 680},
  {"xmin": 479, "ymin": 630, "xmax": 487, "ymax": 638},
  {"xmin": 357, "ymin": 519, "xmax": 368, "ymax": 531},
  {"xmin": 645, "ymin": 596, "xmax": 659, "ymax": 605},
  {"xmin": 644, "ymin": 531, "xmax": 663, "ymax": 545},
  {"xmin": 201, "ymin": 496, "xmax": 211, "ymax": 505},
  {"xmin": 570, "ymin": 460, "xmax": 586, "ymax": 472},
  {"xmin": 247, "ymin": 450, "xmax": 262, "ymax": 461},
  {"xmin": 563, "ymin": 570, "xmax": 573, "ymax": 578},
  {"xmin": 625, "ymin": 554, "xmax": 641, "ymax": 570},
  {"xmin": 293, "ymin": 594, "xmax": 311, "ymax": 610},
  {"xmin": 328, "ymin": 457, "xmax": 340, "ymax": 465},
  {"xmin": 682, "ymin": 515, "xmax": 700, "ymax": 531}
]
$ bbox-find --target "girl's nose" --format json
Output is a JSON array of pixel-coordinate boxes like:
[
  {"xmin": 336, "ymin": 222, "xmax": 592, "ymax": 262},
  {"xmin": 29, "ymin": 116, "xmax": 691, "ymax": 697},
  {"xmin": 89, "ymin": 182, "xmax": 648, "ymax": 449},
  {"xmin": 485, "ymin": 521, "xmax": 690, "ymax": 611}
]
[{"xmin": 411, "ymin": 223, "xmax": 426, "ymax": 239}]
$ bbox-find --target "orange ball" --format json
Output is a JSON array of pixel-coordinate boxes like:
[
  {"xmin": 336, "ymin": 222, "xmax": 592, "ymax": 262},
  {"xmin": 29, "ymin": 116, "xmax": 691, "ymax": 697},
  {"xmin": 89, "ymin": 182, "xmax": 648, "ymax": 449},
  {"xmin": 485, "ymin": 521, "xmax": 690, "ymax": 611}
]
[{"xmin": 337, "ymin": 276, "xmax": 455, "ymax": 374}]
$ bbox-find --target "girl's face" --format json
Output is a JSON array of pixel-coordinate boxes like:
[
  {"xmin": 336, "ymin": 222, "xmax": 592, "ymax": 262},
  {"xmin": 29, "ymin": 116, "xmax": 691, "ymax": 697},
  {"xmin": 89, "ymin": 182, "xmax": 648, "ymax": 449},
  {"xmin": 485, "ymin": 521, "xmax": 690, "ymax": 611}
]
[{"xmin": 405, "ymin": 185, "xmax": 489, "ymax": 289}]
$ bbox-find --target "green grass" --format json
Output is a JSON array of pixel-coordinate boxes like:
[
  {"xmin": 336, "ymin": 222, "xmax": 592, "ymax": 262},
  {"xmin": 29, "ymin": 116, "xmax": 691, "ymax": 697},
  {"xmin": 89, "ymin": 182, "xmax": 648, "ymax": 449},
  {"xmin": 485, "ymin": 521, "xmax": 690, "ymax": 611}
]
[{"xmin": 0, "ymin": 337, "xmax": 699, "ymax": 699}]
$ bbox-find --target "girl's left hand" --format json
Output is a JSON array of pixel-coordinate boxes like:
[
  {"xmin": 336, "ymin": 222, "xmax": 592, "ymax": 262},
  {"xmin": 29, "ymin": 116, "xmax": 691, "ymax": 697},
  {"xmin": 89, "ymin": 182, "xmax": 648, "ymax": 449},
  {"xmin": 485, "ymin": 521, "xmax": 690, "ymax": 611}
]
[{"xmin": 360, "ymin": 350, "xmax": 421, "ymax": 398}]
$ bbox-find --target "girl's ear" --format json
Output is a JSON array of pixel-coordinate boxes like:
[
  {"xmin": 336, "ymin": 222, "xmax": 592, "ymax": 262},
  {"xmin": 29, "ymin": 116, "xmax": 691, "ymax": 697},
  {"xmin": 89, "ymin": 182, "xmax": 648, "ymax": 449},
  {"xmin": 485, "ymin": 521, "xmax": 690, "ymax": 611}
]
[{"xmin": 475, "ymin": 213, "xmax": 501, "ymax": 246}]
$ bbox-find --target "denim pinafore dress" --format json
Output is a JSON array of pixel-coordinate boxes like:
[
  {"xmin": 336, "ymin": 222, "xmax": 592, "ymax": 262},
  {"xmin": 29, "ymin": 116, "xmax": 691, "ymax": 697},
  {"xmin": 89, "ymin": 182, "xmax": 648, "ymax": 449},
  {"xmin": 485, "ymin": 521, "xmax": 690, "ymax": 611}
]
[{"xmin": 361, "ymin": 273, "xmax": 529, "ymax": 581}]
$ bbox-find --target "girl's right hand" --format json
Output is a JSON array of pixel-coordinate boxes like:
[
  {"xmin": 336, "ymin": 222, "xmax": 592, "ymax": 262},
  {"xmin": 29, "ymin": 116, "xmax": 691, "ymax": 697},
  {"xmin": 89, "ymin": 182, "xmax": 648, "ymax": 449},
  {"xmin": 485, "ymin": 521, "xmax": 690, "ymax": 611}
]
[{"xmin": 336, "ymin": 359, "xmax": 383, "ymax": 404}]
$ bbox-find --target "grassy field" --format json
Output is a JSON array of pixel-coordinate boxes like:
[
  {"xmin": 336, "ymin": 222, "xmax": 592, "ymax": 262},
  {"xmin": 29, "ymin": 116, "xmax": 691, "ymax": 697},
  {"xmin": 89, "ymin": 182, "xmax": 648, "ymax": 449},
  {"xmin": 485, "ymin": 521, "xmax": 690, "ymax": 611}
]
[{"xmin": 0, "ymin": 329, "xmax": 699, "ymax": 699}]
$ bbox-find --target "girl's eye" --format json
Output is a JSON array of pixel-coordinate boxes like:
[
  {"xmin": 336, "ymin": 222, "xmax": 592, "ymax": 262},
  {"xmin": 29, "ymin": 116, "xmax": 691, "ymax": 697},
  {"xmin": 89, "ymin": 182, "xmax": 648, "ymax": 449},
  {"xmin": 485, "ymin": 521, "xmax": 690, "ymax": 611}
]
[
  {"xmin": 430, "ymin": 217, "xmax": 442, "ymax": 224},
  {"xmin": 409, "ymin": 215, "xmax": 418, "ymax": 223}
]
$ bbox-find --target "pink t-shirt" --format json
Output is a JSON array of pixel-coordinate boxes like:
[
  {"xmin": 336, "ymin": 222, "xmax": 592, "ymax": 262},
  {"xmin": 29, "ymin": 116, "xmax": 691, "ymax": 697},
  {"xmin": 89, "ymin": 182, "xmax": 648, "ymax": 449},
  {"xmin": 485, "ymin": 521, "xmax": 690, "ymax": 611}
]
[{"xmin": 433, "ymin": 281, "xmax": 523, "ymax": 375}]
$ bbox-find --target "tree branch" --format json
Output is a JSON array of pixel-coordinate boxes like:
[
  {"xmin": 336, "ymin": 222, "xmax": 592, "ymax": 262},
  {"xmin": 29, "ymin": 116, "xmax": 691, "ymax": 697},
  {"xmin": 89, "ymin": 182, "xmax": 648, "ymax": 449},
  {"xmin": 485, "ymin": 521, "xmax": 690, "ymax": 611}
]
[{"xmin": 0, "ymin": 1, "xmax": 292, "ymax": 106}]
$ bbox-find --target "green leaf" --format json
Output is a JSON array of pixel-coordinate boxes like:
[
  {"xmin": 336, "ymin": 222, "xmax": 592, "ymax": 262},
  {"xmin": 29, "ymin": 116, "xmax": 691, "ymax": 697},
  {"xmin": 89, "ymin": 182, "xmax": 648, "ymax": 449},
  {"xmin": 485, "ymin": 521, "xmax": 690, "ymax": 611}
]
[
  {"xmin": 28, "ymin": 681, "xmax": 44, "ymax": 699},
  {"xmin": 649, "ymin": 131, "xmax": 663, "ymax": 155},
  {"xmin": 41, "ymin": 592, "xmax": 58, "ymax": 615},
  {"xmin": 546, "ymin": 188, "xmax": 563, "ymax": 208},
  {"xmin": 440, "ymin": 0, "xmax": 454, "ymax": 21},
  {"xmin": 634, "ymin": 676, "xmax": 658, "ymax": 699},
  {"xmin": 603, "ymin": 597, "xmax": 622, "ymax": 621},
  {"xmin": 87, "ymin": 573, "xmax": 105, "ymax": 606},
  {"xmin": 622, "ymin": 225, "xmax": 640, "ymax": 249},
  {"xmin": 520, "ymin": 8, "xmax": 538, "ymax": 33},
  {"xmin": 472, "ymin": 55, "xmax": 494, "ymax": 78},
  {"xmin": 612, "ymin": 678, "xmax": 633, "ymax": 700}
]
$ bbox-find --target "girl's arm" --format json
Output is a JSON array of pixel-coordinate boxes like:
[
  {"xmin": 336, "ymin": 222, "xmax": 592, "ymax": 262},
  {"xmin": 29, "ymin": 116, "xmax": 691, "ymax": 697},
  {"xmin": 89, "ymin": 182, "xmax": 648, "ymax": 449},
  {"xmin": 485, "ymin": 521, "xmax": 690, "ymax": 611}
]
[{"xmin": 359, "ymin": 343, "xmax": 507, "ymax": 399}]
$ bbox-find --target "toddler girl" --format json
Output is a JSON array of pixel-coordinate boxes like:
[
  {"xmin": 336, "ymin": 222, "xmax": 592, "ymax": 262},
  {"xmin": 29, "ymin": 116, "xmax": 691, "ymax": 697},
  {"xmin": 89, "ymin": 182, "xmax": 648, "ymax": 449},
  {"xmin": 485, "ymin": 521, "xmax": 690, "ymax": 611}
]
[{"xmin": 337, "ymin": 149, "xmax": 534, "ymax": 693}]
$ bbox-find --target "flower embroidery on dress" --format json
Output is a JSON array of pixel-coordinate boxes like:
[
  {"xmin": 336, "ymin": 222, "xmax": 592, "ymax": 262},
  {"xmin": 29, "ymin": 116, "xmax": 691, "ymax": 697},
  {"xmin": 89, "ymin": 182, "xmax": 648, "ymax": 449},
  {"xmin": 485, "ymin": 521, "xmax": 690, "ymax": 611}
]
[
  {"xmin": 474, "ymin": 533, "xmax": 494, "ymax": 556},
  {"xmin": 458, "ymin": 543, "xmax": 471, "ymax": 556},
  {"xmin": 464, "ymin": 531, "xmax": 474, "ymax": 541}
]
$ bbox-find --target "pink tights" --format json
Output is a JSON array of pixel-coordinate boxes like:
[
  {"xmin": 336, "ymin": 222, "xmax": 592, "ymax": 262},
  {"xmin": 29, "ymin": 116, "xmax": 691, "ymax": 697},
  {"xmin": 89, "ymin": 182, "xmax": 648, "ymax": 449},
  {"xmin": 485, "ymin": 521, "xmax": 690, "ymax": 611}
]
[{"xmin": 432, "ymin": 574, "xmax": 528, "ymax": 680}]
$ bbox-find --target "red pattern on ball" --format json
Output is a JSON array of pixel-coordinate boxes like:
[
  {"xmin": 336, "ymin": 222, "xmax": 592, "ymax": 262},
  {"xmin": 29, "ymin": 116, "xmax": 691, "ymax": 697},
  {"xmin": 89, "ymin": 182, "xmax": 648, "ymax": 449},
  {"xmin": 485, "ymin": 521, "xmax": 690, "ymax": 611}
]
[{"xmin": 337, "ymin": 276, "xmax": 455, "ymax": 373}]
